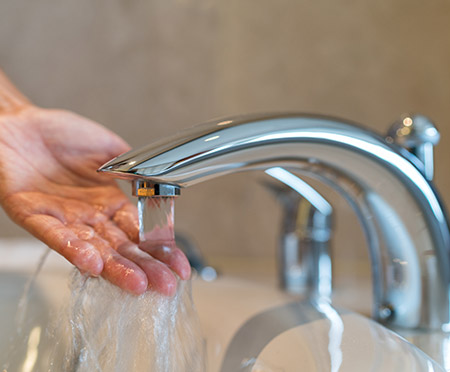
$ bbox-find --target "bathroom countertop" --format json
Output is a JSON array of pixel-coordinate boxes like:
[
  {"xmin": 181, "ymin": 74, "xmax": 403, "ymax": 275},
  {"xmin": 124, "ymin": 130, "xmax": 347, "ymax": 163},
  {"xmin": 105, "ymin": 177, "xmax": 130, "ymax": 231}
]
[{"xmin": 208, "ymin": 255, "xmax": 373, "ymax": 316}]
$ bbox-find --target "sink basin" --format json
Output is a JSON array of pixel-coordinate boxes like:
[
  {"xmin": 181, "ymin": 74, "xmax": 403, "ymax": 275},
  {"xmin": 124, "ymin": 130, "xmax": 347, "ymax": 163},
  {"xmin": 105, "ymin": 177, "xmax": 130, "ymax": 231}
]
[{"xmin": 0, "ymin": 240, "xmax": 444, "ymax": 371}]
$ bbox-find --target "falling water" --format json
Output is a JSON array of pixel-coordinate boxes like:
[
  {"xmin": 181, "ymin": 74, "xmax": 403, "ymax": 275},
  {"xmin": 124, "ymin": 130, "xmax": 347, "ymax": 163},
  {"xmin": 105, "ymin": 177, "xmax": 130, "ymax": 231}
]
[
  {"xmin": 47, "ymin": 269, "xmax": 205, "ymax": 372},
  {"xmin": 137, "ymin": 196, "xmax": 175, "ymax": 244}
]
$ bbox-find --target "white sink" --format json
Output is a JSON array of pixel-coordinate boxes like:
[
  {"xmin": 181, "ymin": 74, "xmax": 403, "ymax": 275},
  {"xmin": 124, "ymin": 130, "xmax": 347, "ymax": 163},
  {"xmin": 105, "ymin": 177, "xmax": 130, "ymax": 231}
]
[{"xmin": 0, "ymin": 240, "xmax": 444, "ymax": 371}]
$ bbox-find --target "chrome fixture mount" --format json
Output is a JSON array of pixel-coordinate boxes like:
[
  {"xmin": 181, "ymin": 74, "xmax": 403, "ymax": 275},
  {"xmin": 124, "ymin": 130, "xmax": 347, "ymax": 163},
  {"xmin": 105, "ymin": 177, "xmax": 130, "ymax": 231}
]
[
  {"xmin": 99, "ymin": 113, "xmax": 450, "ymax": 331},
  {"xmin": 386, "ymin": 114, "xmax": 440, "ymax": 181},
  {"xmin": 132, "ymin": 179, "xmax": 180, "ymax": 197}
]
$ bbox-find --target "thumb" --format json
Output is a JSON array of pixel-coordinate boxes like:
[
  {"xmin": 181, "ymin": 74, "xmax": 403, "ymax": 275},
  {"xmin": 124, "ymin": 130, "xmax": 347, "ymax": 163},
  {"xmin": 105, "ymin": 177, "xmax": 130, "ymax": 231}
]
[{"xmin": 0, "ymin": 69, "xmax": 31, "ymax": 114}]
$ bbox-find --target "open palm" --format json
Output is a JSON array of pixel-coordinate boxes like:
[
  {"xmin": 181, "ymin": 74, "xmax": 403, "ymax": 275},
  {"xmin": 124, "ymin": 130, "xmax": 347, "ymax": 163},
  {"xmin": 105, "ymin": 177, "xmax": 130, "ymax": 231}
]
[{"xmin": 0, "ymin": 107, "xmax": 190, "ymax": 295}]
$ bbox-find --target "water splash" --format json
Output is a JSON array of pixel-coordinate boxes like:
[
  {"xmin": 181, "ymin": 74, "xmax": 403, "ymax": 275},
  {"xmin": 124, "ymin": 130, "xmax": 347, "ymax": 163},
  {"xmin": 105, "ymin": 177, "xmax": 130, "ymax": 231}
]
[{"xmin": 48, "ymin": 270, "xmax": 205, "ymax": 372}]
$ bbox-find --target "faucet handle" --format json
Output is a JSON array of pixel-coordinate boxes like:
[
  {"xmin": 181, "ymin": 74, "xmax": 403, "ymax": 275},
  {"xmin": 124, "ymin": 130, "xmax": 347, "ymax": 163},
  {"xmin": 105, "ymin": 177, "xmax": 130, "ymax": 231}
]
[
  {"xmin": 263, "ymin": 168, "xmax": 333, "ymax": 300},
  {"xmin": 386, "ymin": 114, "xmax": 440, "ymax": 180}
]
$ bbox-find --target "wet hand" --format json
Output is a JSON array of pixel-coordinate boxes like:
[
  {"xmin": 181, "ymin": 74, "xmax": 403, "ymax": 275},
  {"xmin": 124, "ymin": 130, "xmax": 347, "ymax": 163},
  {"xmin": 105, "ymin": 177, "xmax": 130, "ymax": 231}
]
[{"xmin": 0, "ymin": 105, "xmax": 190, "ymax": 296}]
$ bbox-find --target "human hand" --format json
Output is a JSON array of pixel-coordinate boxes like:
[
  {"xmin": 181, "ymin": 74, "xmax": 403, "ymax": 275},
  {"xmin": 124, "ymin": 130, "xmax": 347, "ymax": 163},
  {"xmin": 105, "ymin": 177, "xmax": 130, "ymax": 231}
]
[{"xmin": 0, "ymin": 92, "xmax": 190, "ymax": 296}]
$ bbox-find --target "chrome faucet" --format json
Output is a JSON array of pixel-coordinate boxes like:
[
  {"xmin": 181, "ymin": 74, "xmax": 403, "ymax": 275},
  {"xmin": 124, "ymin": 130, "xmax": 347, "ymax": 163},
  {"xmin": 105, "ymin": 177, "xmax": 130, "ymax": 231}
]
[
  {"xmin": 98, "ymin": 113, "xmax": 449, "ymax": 331},
  {"xmin": 263, "ymin": 169, "xmax": 333, "ymax": 300}
]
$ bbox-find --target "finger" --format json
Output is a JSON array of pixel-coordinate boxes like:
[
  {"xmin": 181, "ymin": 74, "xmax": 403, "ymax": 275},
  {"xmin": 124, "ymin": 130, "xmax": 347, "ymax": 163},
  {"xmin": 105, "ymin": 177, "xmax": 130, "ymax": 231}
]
[
  {"xmin": 139, "ymin": 240, "xmax": 191, "ymax": 281},
  {"xmin": 117, "ymin": 242, "xmax": 178, "ymax": 296},
  {"xmin": 95, "ymin": 221, "xmax": 178, "ymax": 296},
  {"xmin": 69, "ymin": 223, "xmax": 95, "ymax": 241},
  {"xmin": 91, "ymin": 219, "xmax": 127, "ymax": 249},
  {"xmin": 87, "ymin": 235, "xmax": 148, "ymax": 295},
  {"xmin": 22, "ymin": 214, "xmax": 103, "ymax": 276},
  {"xmin": 112, "ymin": 203, "xmax": 139, "ymax": 243}
]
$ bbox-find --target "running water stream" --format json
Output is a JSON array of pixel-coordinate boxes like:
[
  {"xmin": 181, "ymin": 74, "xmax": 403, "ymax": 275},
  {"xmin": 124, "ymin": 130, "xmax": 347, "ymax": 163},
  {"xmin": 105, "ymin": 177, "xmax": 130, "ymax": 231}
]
[
  {"xmin": 3, "ymin": 196, "xmax": 206, "ymax": 372},
  {"xmin": 48, "ymin": 269, "xmax": 205, "ymax": 371},
  {"xmin": 137, "ymin": 196, "xmax": 175, "ymax": 244}
]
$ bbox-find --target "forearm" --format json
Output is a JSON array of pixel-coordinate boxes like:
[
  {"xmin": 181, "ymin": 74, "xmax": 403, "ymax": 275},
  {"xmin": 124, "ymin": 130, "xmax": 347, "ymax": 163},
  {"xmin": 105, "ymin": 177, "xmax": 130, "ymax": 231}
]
[{"xmin": 0, "ymin": 69, "xmax": 30, "ymax": 114}]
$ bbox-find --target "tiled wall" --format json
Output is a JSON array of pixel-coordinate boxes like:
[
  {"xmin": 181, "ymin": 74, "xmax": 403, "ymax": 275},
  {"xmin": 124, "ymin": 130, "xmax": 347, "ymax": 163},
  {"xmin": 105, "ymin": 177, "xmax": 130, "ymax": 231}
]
[{"xmin": 1, "ymin": 1, "xmax": 450, "ymax": 266}]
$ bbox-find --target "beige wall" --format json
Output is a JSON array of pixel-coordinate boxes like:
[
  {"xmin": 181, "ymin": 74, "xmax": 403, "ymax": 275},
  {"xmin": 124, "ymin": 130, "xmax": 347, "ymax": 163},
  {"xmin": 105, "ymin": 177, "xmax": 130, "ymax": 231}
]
[{"xmin": 1, "ymin": 1, "xmax": 450, "ymax": 269}]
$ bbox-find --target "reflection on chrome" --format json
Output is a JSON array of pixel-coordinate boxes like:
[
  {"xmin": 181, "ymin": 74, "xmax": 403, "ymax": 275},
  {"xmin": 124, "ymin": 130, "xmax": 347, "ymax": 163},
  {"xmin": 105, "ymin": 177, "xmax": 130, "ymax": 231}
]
[
  {"xmin": 428, "ymin": 360, "xmax": 437, "ymax": 372},
  {"xmin": 21, "ymin": 326, "xmax": 41, "ymax": 372},
  {"xmin": 442, "ymin": 336, "xmax": 450, "ymax": 371},
  {"xmin": 314, "ymin": 299, "xmax": 344, "ymax": 372},
  {"xmin": 265, "ymin": 167, "xmax": 331, "ymax": 215}
]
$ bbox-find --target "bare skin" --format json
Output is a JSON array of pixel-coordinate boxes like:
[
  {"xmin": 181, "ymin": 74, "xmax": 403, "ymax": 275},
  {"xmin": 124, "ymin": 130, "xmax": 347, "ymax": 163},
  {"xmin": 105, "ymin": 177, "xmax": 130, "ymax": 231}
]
[{"xmin": 0, "ymin": 70, "xmax": 190, "ymax": 296}]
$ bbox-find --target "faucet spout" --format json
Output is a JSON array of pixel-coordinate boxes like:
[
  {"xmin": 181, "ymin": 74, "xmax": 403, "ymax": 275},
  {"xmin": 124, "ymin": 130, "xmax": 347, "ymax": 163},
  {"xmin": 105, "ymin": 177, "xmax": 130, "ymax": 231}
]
[{"xmin": 98, "ymin": 113, "xmax": 450, "ymax": 330}]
